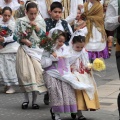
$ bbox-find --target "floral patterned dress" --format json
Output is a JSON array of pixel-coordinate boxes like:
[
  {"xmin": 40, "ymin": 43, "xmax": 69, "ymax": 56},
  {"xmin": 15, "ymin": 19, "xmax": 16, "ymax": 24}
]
[{"xmin": 0, "ymin": 18, "xmax": 19, "ymax": 86}]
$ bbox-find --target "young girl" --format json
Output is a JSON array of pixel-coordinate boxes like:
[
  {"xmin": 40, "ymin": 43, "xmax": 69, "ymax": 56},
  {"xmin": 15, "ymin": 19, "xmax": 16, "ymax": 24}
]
[
  {"xmin": 80, "ymin": 0, "xmax": 109, "ymax": 61},
  {"xmin": 0, "ymin": 7, "xmax": 19, "ymax": 93},
  {"xmin": 43, "ymin": 30, "xmax": 77, "ymax": 120},
  {"xmin": 69, "ymin": 34, "xmax": 100, "ymax": 120},
  {"xmin": 72, "ymin": 7, "xmax": 86, "ymax": 32},
  {"xmin": 14, "ymin": 1, "xmax": 47, "ymax": 109}
]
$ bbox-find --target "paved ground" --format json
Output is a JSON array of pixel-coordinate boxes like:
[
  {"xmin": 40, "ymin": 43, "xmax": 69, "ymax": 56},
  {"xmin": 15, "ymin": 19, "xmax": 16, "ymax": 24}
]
[{"xmin": 0, "ymin": 47, "xmax": 119, "ymax": 120}]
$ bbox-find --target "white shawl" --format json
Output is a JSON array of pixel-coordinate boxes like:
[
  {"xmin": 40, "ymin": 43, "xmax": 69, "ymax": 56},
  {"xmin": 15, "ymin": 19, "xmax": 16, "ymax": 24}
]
[{"xmin": 18, "ymin": 15, "xmax": 46, "ymax": 62}]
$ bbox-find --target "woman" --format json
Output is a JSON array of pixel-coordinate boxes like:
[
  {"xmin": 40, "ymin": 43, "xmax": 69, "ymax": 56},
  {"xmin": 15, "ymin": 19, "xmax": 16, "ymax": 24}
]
[
  {"xmin": 0, "ymin": 7, "xmax": 19, "ymax": 94},
  {"xmin": 81, "ymin": 0, "xmax": 109, "ymax": 61},
  {"xmin": 14, "ymin": 1, "xmax": 47, "ymax": 109}
]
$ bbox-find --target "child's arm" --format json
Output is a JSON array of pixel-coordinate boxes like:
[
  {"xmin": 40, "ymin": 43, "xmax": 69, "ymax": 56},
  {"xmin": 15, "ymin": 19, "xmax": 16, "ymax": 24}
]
[{"xmin": 50, "ymin": 52, "xmax": 59, "ymax": 62}]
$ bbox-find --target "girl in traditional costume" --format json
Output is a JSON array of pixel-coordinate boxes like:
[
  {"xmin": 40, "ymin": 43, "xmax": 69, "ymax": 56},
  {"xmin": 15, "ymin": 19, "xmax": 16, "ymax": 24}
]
[
  {"xmin": 69, "ymin": 33, "xmax": 100, "ymax": 120},
  {"xmin": 14, "ymin": 1, "xmax": 47, "ymax": 109},
  {"xmin": 44, "ymin": 30, "xmax": 77, "ymax": 120},
  {"xmin": 0, "ymin": 7, "xmax": 19, "ymax": 94},
  {"xmin": 81, "ymin": 0, "xmax": 109, "ymax": 61},
  {"xmin": 72, "ymin": 7, "xmax": 87, "ymax": 33}
]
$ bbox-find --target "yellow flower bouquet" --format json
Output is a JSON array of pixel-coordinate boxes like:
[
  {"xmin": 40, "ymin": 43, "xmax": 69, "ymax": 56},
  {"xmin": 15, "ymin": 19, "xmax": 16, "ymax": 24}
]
[
  {"xmin": 87, "ymin": 58, "xmax": 106, "ymax": 77},
  {"xmin": 87, "ymin": 58, "xmax": 106, "ymax": 71},
  {"xmin": 92, "ymin": 58, "xmax": 106, "ymax": 71}
]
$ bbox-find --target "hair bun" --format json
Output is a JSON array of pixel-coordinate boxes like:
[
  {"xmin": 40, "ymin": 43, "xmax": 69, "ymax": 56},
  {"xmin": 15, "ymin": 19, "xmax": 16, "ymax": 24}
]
[{"xmin": 25, "ymin": 0, "xmax": 38, "ymax": 10}]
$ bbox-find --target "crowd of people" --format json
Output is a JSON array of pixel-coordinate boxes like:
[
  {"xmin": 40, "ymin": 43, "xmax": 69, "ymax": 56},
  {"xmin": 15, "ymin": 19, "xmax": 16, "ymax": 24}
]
[{"xmin": 0, "ymin": 0, "xmax": 118, "ymax": 120}]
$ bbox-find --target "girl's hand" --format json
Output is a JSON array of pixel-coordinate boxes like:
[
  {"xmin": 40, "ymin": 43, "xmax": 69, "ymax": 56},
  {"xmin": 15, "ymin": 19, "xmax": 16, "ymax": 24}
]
[
  {"xmin": 21, "ymin": 39, "xmax": 32, "ymax": 47},
  {"xmin": 0, "ymin": 36, "xmax": 4, "ymax": 42},
  {"xmin": 30, "ymin": 22, "xmax": 40, "ymax": 32},
  {"xmin": 30, "ymin": 21, "xmax": 37, "ymax": 27},
  {"xmin": 52, "ymin": 52, "xmax": 57, "ymax": 58},
  {"xmin": 86, "ymin": 67, "xmax": 91, "ymax": 73}
]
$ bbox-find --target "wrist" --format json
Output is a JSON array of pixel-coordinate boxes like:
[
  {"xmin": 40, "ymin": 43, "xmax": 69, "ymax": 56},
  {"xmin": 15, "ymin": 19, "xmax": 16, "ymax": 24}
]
[{"xmin": 35, "ymin": 26, "xmax": 40, "ymax": 32}]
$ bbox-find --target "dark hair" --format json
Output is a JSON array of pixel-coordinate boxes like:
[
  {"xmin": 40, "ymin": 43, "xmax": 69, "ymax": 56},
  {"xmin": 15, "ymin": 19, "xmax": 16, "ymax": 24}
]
[
  {"xmin": 72, "ymin": 35, "xmax": 85, "ymax": 44},
  {"xmin": 58, "ymin": 32, "xmax": 66, "ymax": 40},
  {"xmin": 53, "ymin": 30, "xmax": 66, "ymax": 41},
  {"xmin": 25, "ymin": 1, "xmax": 38, "ymax": 12},
  {"xmin": 50, "ymin": 2, "xmax": 63, "ymax": 11},
  {"xmin": 2, "ymin": 7, "xmax": 12, "ymax": 14}
]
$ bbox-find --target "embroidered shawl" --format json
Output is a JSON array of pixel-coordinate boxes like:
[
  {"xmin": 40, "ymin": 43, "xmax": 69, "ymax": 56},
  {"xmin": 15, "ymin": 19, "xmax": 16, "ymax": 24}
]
[{"xmin": 83, "ymin": 1, "xmax": 106, "ymax": 43}]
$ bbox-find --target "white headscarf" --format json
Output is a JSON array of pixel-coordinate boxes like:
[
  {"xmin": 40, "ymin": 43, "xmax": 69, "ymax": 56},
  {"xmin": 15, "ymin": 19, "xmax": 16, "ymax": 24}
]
[{"xmin": 69, "ymin": 28, "xmax": 87, "ymax": 47}]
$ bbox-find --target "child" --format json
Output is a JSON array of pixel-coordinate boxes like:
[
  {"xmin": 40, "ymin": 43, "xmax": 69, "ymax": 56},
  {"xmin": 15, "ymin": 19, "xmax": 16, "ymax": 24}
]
[
  {"xmin": 14, "ymin": 1, "xmax": 47, "ymax": 109},
  {"xmin": 45, "ymin": 1, "xmax": 73, "ymax": 45},
  {"xmin": 44, "ymin": 1, "xmax": 73, "ymax": 105},
  {"xmin": 69, "ymin": 34, "xmax": 100, "ymax": 120},
  {"xmin": 0, "ymin": 7, "xmax": 19, "ymax": 93},
  {"xmin": 43, "ymin": 30, "xmax": 77, "ymax": 120},
  {"xmin": 72, "ymin": 7, "xmax": 86, "ymax": 32}
]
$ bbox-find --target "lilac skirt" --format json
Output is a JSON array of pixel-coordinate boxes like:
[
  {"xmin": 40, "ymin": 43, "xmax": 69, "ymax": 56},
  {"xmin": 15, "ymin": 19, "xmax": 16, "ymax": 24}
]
[
  {"xmin": 44, "ymin": 73, "xmax": 77, "ymax": 113},
  {"xmin": 88, "ymin": 45, "xmax": 109, "ymax": 61}
]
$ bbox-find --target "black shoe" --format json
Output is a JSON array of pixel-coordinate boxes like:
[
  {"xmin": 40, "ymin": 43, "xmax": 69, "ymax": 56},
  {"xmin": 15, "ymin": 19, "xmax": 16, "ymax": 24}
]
[
  {"xmin": 22, "ymin": 102, "xmax": 29, "ymax": 109},
  {"xmin": 32, "ymin": 104, "xmax": 39, "ymax": 109},
  {"xmin": 71, "ymin": 113, "xmax": 77, "ymax": 119},
  {"xmin": 50, "ymin": 108, "xmax": 55, "ymax": 120},
  {"xmin": 78, "ymin": 116, "xmax": 87, "ymax": 120},
  {"xmin": 44, "ymin": 92, "xmax": 49, "ymax": 105}
]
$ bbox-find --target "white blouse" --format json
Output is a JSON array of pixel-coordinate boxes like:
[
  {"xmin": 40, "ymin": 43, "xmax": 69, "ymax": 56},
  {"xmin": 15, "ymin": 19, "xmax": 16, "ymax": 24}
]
[
  {"xmin": 0, "ymin": 18, "xmax": 15, "ymax": 43},
  {"xmin": 105, "ymin": 0, "xmax": 120, "ymax": 31},
  {"xmin": 0, "ymin": 17, "xmax": 19, "ymax": 53}
]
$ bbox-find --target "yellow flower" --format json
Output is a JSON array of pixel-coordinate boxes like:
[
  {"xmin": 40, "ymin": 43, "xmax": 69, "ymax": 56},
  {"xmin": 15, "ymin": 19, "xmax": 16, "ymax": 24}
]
[{"xmin": 92, "ymin": 58, "xmax": 106, "ymax": 71}]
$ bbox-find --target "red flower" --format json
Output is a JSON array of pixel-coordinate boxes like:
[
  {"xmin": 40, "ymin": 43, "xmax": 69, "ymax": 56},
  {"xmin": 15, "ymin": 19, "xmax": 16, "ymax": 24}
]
[
  {"xmin": 22, "ymin": 33, "xmax": 27, "ymax": 37},
  {"xmin": 40, "ymin": 39, "xmax": 46, "ymax": 45},
  {"xmin": 0, "ymin": 30, "xmax": 7, "ymax": 36},
  {"xmin": 46, "ymin": 32, "xmax": 49, "ymax": 36}
]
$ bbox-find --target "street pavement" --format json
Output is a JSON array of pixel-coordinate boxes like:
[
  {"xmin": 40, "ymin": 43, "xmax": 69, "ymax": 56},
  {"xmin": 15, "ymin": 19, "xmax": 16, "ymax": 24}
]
[{"xmin": 0, "ymin": 47, "xmax": 119, "ymax": 120}]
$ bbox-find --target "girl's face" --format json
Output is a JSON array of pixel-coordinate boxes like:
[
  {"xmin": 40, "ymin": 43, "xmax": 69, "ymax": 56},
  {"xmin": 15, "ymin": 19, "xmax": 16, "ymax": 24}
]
[
  {"xmin": 56, "ymin": 35, "xmax": 65, "ymax": 48},
  {"xmin": 2, "ymin": 10, "xmax": 12, "ymax": 22},
  {"xmin": 72, "ymin": 42, "xmax": 85, "ymax": 52},
  {"xmin": 76, "ymin": 10, "xmax": 81, "ymax": 20},
  {"xmin": 26, "ymin": 8, "xmax": 38, "ymax": 21}
]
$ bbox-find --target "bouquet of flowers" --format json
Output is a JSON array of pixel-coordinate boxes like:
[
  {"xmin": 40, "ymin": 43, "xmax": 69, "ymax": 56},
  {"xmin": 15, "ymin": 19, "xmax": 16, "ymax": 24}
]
[
  {"xmin": 87, "ymin": 58, "xmax": 106, "ymax": 77},
  {"xmin": 0, "ymin": 26, "xmax": 13, "ymax": 46},
  {"xmin": 40, "ymin": 31, "xmax": 59, "ymax": 53},
  {"xmin": 17, "ymin": 20, "xmax": 35, "ymax": 40},
  {"xmin": 92, "ymin": 58, "xmax": 106, "ymax": 71},
  {"xmin": 0, "ymin": 26, "xmax": 12, "ymax": 37}
]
